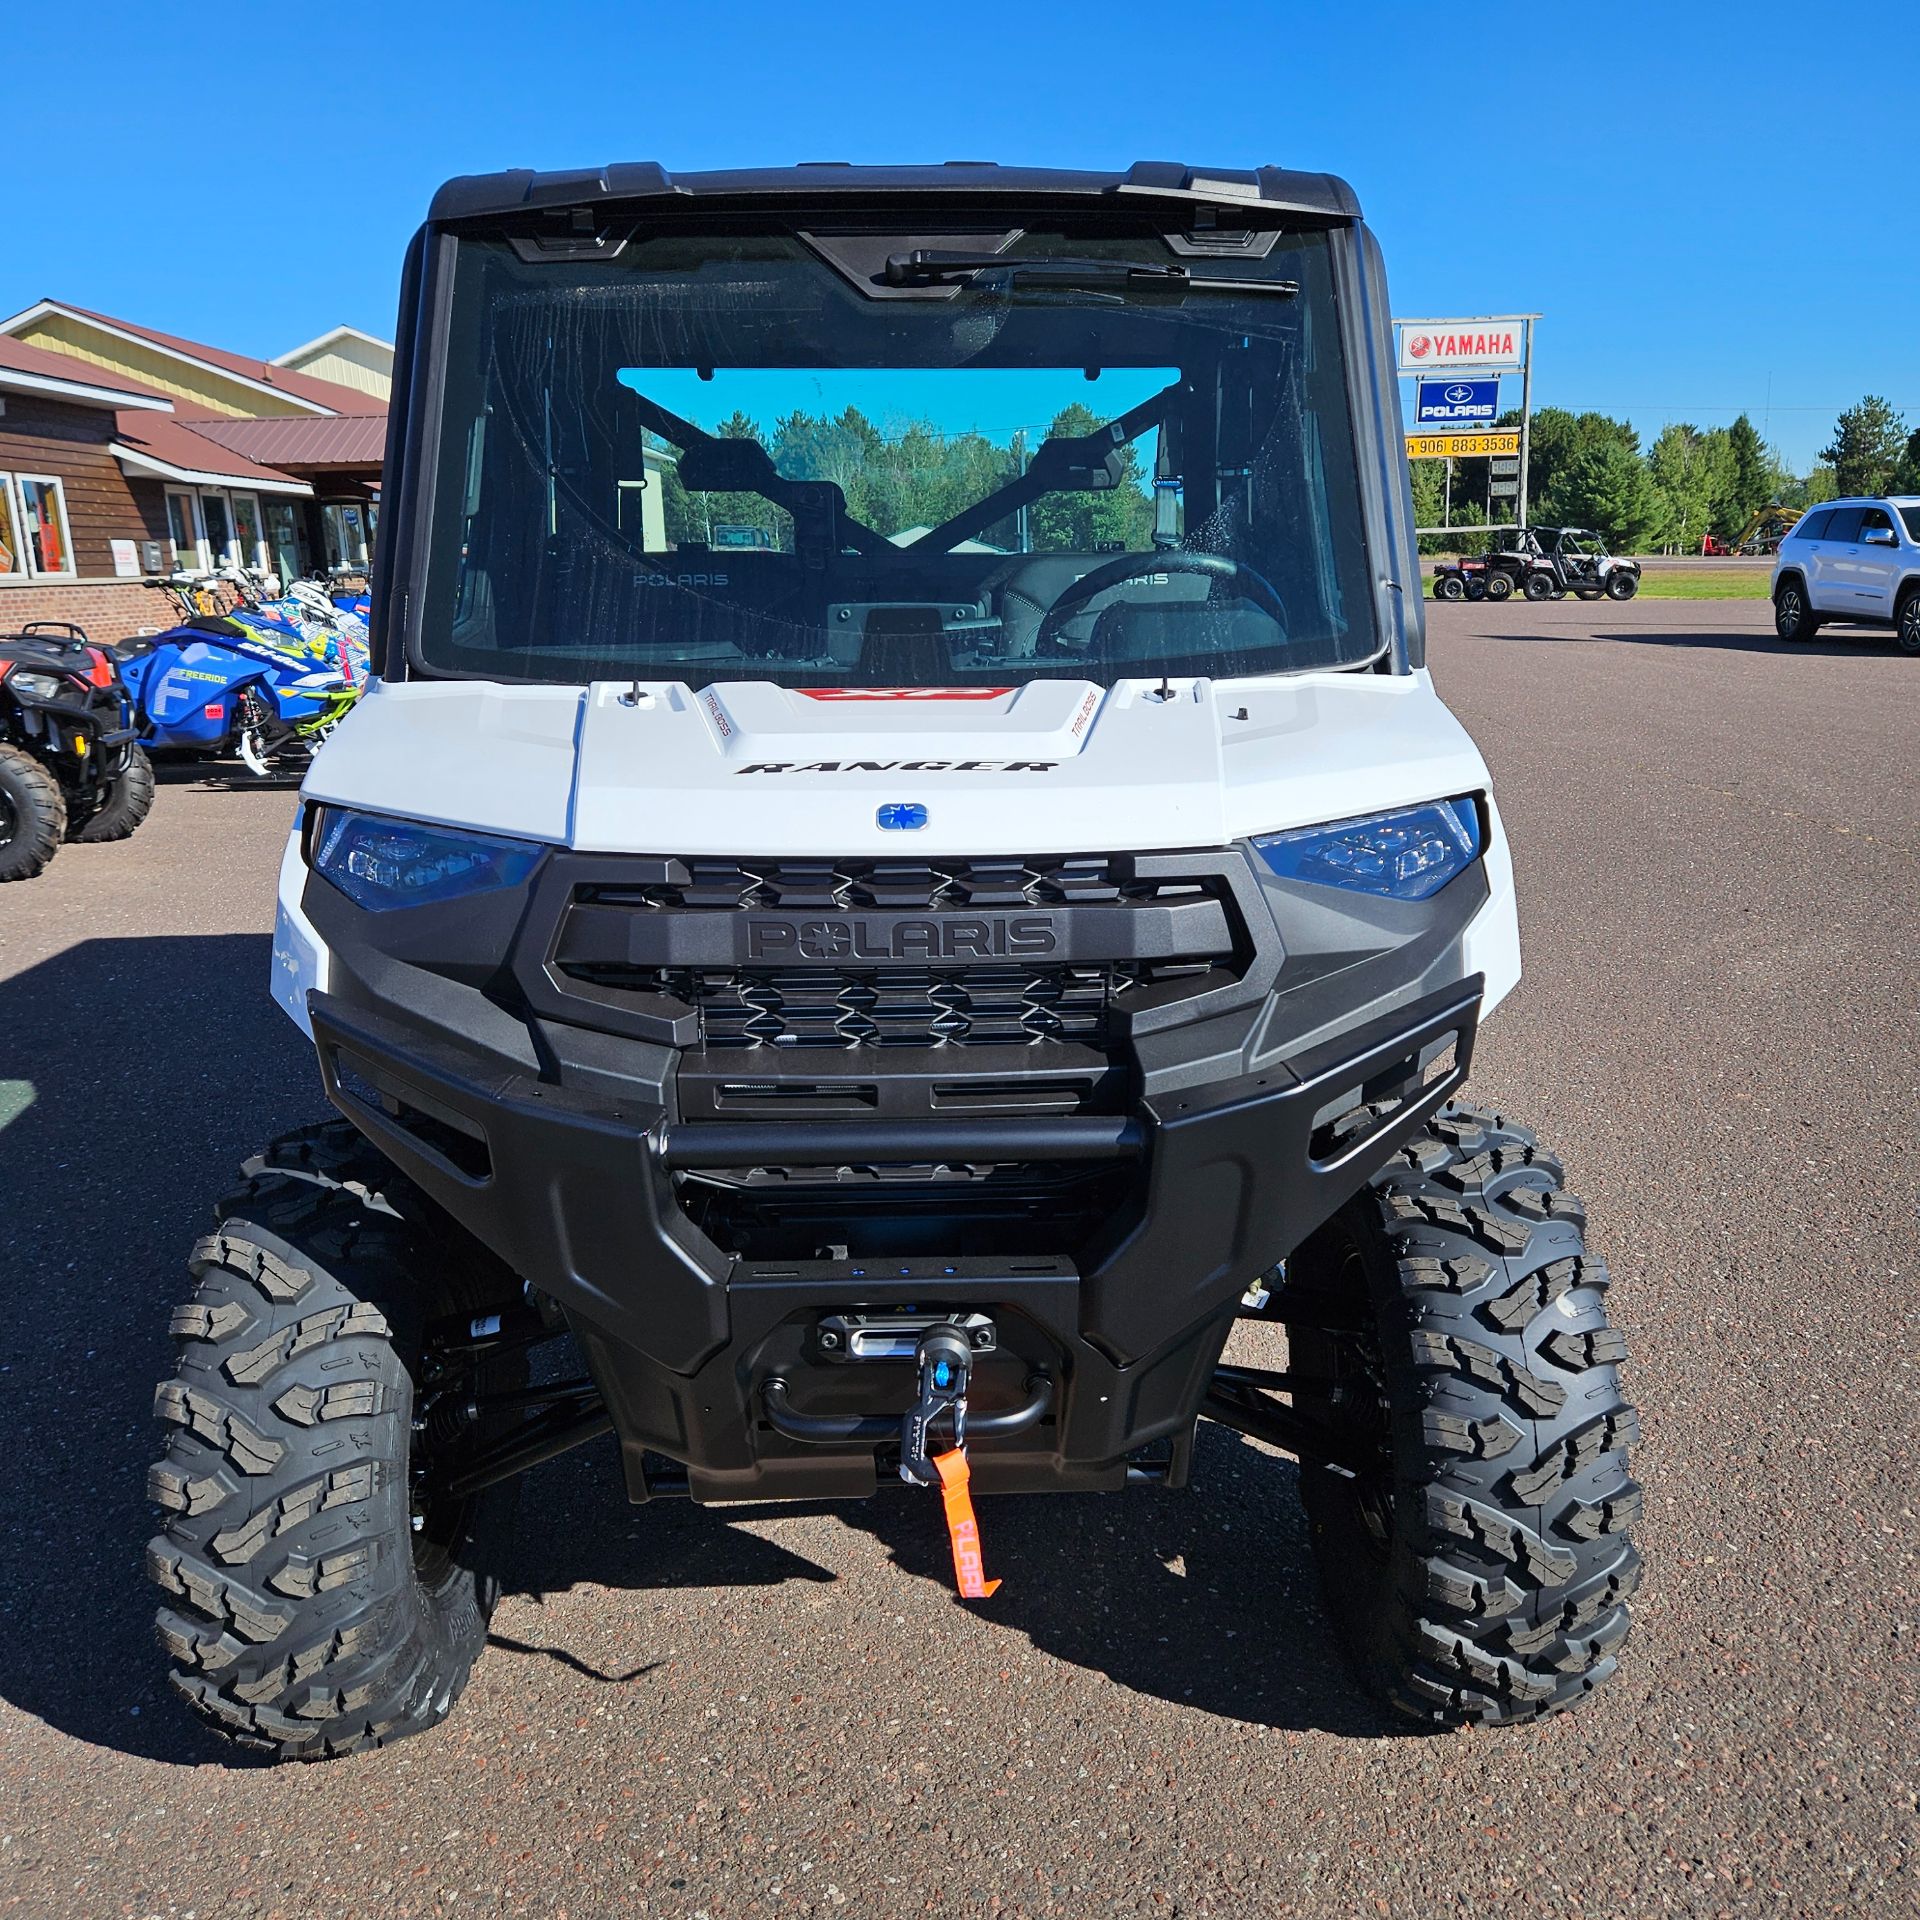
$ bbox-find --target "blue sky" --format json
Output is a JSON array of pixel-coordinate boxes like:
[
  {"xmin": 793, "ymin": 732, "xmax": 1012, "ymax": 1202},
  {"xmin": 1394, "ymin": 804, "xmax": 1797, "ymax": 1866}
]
[{"xmin": 9, "ymin": 1, "xmax": 1910, "ymax": 471}]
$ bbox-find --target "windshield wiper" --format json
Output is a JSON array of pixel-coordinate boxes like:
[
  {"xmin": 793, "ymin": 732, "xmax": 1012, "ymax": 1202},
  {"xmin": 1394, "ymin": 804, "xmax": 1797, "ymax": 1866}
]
[{"xmin": 881, "ymin": 251, "xmax": 1297, "ymax": 297}]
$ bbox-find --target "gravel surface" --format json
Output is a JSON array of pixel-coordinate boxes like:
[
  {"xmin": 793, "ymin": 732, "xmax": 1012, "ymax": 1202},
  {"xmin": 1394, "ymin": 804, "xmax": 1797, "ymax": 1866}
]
[{"xmin": 1, "ymin": 598, "xmax": 1914, "ymax": 1917}]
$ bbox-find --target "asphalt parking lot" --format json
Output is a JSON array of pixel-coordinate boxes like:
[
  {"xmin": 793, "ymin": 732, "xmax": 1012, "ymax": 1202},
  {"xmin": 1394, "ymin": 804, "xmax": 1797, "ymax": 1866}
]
[{"xmin": 1, "ymin": 593, "xmax": 1915, "ymax": 1918}]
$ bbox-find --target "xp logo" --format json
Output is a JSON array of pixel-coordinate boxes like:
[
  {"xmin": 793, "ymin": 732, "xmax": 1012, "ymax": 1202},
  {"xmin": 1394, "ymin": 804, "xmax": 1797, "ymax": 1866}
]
[
  {"xmin": 877, "ymin": 802, "xmax": 928, "ymax": 831},
  {"xmin": 1444, "ymin": 383, "xmax": 1475, "ymax": 405}
]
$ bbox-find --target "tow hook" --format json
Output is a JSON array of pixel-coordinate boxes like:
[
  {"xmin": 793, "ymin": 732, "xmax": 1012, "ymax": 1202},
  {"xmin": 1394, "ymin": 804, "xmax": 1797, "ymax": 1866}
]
[
  {"xmin": 900, "ymin": 1327, "xmax": 1000, "ymax": 1599},
  {"xmin": 899, "ymin": 1326, "xmax": 974, "ymax": 1486}
]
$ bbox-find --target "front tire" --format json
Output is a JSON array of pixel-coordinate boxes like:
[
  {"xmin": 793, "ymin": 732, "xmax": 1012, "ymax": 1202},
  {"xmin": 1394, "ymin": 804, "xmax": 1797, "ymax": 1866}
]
[
  {"xmin": 67, "ymin": 744, "xmax": 155, "ymax": 842},
  {"xmin": 1484, "ymin": 571, "xmax": 1513, "ymax": 602},
  {"xmin": 1774, "ymin": 579, "xmax": 1821, "ymax": 641},
  {"xmin": 0, "ymin": 742, "xmax": 66, "ymax": 881},
  {"xmin": 148, "ymin": 1121, "xmax": 524, "ymax": 1760},
  {"xmin": 1283, "ymin": 1101, "xmax": 1640, "ymax": 1726},
  {"xmin": 1605, "ymin": 570, "xmax": 1640, "ymax": 601},
  {"xmin": 1896, "ymin": 589, "xmax": 1920, "ymax": 655},
  {"xmin": 1434, "ymin": 574, "xmax": 1466, "ymax": 602}
]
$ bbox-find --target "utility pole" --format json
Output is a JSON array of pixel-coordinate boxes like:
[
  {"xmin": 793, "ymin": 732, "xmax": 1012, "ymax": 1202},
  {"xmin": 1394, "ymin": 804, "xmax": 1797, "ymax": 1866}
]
[{"xmin": 1517, "ymin": 315, "xmax": 1536, "ymax": 531}]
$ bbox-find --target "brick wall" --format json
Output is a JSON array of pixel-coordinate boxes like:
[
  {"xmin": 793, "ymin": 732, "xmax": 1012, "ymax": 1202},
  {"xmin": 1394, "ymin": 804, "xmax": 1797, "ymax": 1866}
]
[{"xmin": 0, "ymin": 579, "xmax": 167, "ymax": 641}]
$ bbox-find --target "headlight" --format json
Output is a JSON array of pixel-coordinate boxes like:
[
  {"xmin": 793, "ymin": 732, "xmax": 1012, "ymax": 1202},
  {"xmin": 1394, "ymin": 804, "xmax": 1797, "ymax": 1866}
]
[
  {"xmin": 311, "ymin": 807, "xmax": 544, "ymax": 911},
  {"xmin": 1252, "ymin": 797, "xmax": 1483, "ymax": 900},
  {"xmin": 6, "ymin": 669, "xmax": 73, "ymax": 701}
]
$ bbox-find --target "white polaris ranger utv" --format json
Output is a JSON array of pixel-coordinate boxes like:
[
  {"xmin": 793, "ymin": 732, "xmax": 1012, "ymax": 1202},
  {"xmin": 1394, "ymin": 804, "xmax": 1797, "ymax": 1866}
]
[{"xmin": 148, "ymin": 160, "xmax": 1639, "ymax": 1759}]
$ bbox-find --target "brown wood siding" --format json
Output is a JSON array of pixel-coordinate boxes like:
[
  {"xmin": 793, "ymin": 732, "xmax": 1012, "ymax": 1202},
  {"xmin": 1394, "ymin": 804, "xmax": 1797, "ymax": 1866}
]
[{"xmin": 0, "ymin": 393, "xmax": 168, "ymax": 575}]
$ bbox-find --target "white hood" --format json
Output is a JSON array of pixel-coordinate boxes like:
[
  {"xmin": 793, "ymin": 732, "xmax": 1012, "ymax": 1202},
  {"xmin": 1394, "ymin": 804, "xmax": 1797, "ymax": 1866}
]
[{"xmin": 306, "ymin": 672, "xmax": 1495, "ymax": 858}]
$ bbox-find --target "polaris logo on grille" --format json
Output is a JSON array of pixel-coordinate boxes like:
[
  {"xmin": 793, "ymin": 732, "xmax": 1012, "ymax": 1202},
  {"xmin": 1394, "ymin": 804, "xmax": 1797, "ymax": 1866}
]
[{"xmin": 744, "ymin": 915, "xmax": 1060, "ymax": 961}]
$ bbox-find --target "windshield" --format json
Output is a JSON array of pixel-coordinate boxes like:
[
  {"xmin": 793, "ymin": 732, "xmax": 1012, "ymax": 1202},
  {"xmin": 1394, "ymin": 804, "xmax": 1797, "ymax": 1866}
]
[{"xmin": 416, "ymin": 221, "xmax": 1377, "ymax": 687}]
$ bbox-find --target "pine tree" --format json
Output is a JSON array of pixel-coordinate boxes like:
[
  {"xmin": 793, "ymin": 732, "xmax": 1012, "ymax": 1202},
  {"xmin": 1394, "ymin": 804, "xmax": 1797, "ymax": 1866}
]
[
  {"xmin": 1726, "ymin": 414, "xmax": 1773, "ymax": 526},
  {"xmin": 1819, "ymin": 396, "xmax": 1907, "ymax": 497}
]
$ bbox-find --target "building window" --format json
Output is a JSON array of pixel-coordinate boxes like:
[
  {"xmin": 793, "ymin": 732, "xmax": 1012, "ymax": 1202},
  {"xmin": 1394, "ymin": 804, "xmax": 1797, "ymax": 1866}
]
[
  {"xmin": 166, "ymin": 488, "xmax": 205, "ymax": 572},
  {"xmin": 0, "ymin": 473, "xmax": 24, "ymax": 576},
  {"xmin": 15, "ymin": 475, "xmax": 75, "ymax": 576}
]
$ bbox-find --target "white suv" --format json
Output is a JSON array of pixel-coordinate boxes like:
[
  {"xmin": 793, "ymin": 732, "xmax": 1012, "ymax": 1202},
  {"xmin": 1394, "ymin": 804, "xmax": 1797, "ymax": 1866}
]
[{"xmin": 1772, "ymin": 497, "xmax": 1920, "ymax": 651}]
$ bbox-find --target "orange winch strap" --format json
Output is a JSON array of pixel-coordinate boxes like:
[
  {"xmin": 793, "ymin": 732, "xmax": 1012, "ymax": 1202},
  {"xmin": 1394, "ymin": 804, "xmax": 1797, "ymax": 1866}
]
[{"xmin": 932, "ymin": 1449, "xmax": 1001, "ymax": 1599}]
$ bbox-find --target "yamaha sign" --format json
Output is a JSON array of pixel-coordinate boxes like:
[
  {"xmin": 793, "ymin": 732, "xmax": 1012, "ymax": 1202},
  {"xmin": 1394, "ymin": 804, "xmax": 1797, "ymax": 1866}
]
[
  {"xmin": 1396, "ymin": 319, "xmax": 1528, "ymax": 373},
  {"xmin": 1416, "ymin": 377, "xmax": 1500, "ymax": 424}
]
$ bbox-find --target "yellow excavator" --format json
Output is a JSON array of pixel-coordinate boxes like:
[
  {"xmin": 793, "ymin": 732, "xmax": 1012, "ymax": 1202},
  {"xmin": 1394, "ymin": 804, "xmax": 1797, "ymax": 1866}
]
[{"xmin": 1702, "ymin": 504, "xmax": 1801, "ymax": 557}]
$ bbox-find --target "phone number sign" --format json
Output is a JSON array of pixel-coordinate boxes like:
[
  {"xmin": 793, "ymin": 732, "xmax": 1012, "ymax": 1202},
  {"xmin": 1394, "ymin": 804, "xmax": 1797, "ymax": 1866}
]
[{"xmin": 1405, "ymin": 430, "xmax": 1522, "ymax": 460}]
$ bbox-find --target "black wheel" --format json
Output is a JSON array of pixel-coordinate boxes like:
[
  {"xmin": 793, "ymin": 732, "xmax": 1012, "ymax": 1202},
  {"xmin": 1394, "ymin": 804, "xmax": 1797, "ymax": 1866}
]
[
  {"xmin": 0, "ymin": 742, "xmax": 66, "ymax": 881},
  {"xmin": 149, "ymin": 1121, "xmax": 527, "ymax": 1760},
  {"xmin": 1774, "ymin": 579, "xmax": 1821, "ymax": 641},
  {"xmin": 1483, "ymin": 571, "xmax": 1513, "ymax": 602},
  {"xmin": 1575, "ymin": 587, "xmax": 1603, "ymax": 601},
  {"xmin": 67, "ymin": 744, "xmax": 155, "ymax": 843},
  {"xmin": 1605, "ymin": 570, "xmax": 1640, "ymax": 601},
  {"xmin": 1896, "ymin": 590, "xmax": 1920, "ymax": 655},
  {"xmin": 1522, "ymin": 572, "xmax": 1554, "ymax": 602},
  {"xmin": 1434, "ymin": 574, "xmax": 1466, "ymax": 602},
  {"xmin": 1280, "ymin": 1101, "xmax": 1640, "ymax": 1725}
]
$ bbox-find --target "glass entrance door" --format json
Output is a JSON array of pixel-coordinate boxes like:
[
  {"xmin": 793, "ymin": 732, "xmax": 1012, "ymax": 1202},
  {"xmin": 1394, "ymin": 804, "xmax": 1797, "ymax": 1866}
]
[
  {"xmin": 265, "ymin": 498, "xmax": 306, "ymax": 586},
  {"xmin": 200, "ymin": 492, "xmax": 234, "ymax": 570}
]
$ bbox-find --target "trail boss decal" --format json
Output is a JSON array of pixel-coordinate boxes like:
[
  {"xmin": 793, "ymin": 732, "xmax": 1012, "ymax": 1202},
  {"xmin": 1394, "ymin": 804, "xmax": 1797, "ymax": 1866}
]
[
  {"xmin": 734, "ymin": 760, "xmax": 1058, "ymax": 773},
  {"xmin": 744, "ymin": 915, "xmax": 1060, "ymax": 961}
]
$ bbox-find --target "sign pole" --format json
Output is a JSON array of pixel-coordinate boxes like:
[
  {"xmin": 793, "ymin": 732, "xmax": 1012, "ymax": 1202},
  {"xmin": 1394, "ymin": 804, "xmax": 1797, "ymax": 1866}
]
[{"xmin": 1517, "ymin": 316, "xmax": 1535, "ymax": 531}]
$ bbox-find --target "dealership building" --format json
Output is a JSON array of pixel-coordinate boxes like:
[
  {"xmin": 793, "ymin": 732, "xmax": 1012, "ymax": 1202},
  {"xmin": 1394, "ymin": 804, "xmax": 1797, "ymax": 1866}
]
[{"xmin": 0, "ymin": 304, "xmax": 390, "ymax": 639}]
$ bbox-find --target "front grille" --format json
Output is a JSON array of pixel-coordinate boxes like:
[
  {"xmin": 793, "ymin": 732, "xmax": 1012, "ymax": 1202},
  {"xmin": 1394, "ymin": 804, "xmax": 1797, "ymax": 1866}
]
[
  {"xmin": 583, "ymin": 854, "xmax": 1183, "ymax": 914},
  {"xmin": 543, "ymin": 850, "xmax": 1247, "ymax": 1054},
  {"xmin": 636, "ymin": 961, "xmax": 1132, "ymax": 1050}
]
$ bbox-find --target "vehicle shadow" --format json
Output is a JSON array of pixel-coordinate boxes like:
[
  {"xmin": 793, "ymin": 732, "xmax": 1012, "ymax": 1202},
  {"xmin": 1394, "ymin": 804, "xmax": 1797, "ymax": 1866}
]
[
  {"xmin": 488, "ymin": 1418, "xmax": 1401, "ymax": 1741},
  {"xmin": 0, "ymin": 933, "xmax": 316, "ymax": 1765},
  {"xmin": 1457, "ymin": 618, "xmax": 1899, "ymax": 658},
  {"xmin": 0, "ymin": 935, "xmax": 1399, "ymax": 1764},
  {"xmin": 149, "ymin": 757, "xmax": 302, "ymax": 793},
  {"xmin": 838, "ymin": 1423, "xmax": 1405, "ymax": 1739}
]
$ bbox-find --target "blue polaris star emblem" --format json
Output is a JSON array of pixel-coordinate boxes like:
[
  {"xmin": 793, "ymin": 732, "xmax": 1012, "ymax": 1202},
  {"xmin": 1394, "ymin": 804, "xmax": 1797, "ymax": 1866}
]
[{"xmin": 876, "ymin": 802, "xmax": 928, "ymax": 831}]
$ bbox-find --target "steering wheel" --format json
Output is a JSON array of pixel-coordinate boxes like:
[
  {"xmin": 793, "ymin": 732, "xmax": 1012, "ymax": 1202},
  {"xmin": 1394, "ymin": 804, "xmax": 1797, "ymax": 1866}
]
[{"xmin": 1031, "ymin": 550, "xmax": 1288, "ymax": 655}]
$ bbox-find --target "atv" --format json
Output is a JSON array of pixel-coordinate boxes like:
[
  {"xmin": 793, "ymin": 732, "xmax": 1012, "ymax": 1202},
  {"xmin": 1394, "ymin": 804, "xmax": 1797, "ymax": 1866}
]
[
  {"xmin": 1429, "ymin": 554, "xmax": 1513, "ymax": 603},
  {"xmin": 148, "ymin": 160, "xmax": 1641, "ymax": 1759},
  {"xmin": 0, "ymin": 621, "xmax": 154, "ymax": 880},
  {"xmin": 1495, "ymin": 527, "xmax": 1641, "ymax": 603}
]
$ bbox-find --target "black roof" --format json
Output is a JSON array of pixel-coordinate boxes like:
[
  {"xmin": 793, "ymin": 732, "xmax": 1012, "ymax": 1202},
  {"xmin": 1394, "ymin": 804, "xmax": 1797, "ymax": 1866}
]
[{"xmin": 427, "ymin": 160, "xmax": 1360, "ymax": 225}]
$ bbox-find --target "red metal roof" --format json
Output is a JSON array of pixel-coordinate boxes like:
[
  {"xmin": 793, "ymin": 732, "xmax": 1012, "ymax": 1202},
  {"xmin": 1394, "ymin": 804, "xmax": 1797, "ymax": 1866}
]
[
  {"xmin": 0, "ymin": 333, "xmax": 171, "ymax": 407},
  {"xmin": 111, "ymin": 412, "xmax": 314, "ymax": 492},
  {"xmin": 187, "ymin": 413, "xmax": 387, "ymax": 472},
  {"xmin": 34, "ymin": 302, "xmax": 372, "ymax": 414}
]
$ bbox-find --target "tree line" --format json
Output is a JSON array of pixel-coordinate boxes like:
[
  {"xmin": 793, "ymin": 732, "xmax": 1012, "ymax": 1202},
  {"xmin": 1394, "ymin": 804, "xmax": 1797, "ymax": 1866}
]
[
  {"xmin": 1411, "ymin": 395, "xmax": 1920, "ymax": 553},
  {"xmin": 654, "ymin": 402, "xmax": 1152, "ymax": 552}
]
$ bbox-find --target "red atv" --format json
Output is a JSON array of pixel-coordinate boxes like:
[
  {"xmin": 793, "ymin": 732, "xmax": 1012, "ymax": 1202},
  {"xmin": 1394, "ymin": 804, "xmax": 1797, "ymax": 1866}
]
[{"xmin": 1429, "ymin": 554, "xmax": 1513, "ymax": 603}]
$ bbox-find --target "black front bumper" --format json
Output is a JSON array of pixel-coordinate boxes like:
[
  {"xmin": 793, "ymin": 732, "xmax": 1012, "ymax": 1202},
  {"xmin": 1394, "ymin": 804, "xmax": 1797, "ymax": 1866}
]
[
  {"xmin": 302, "ymin": 836, "xmax": 1488, "ymax": 1499},
  {"xmin": 307, "ymin": 955, "xmax": 1480, "ymax": 1499}
]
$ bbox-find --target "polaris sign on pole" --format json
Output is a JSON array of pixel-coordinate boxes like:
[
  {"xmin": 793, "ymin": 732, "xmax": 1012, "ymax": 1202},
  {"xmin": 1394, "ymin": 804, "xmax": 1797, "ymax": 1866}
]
[
  {"xmin": 1394, "ymin": 314, "xmax": 1540, "ymax": 535},
  {"xmin": 1416, "ymin": 378, "xmax": 1499, "ymax": 425}
]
